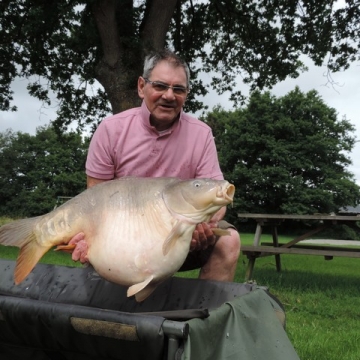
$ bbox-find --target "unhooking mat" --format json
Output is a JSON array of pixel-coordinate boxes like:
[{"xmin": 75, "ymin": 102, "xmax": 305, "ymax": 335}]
[{"xmin": 0, "ymin": 259, "xmax": 300, "ymax": 360}]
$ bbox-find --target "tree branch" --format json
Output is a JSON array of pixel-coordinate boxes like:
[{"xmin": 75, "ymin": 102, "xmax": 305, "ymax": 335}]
[
  {"xmin": 92, "ymin": 0, "xmax": 122, "ymax": 67},
  {"xmin": 140, "ymin": 0, "xmax": 178, "ymax": 51}
]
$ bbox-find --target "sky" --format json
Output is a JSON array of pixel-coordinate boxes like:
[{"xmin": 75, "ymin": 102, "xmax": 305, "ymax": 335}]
[{"xmin": 0, "ymin": 57, "xmax": 359, "ymax": 184}]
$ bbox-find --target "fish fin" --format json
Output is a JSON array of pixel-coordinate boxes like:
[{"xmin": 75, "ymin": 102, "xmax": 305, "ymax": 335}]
[
  {"xmin": 211, "ymin": 228, "xmax": 231, "ymax": 237},
  {"xmin": 0, "ymin": 217, "xmax": 51, "ymax": 284},
  {"xmin": 162, "ymin": 220, "xmax": 185, "ymax": 256},
  {"xmin": 15, "ymin": 236, "xmax": 53, "ymax": 284},
  {"xmin": 55, "ymin": 244, "xmax": 76, "ymax": 253},
  {"xmin": 0, "ymin": 217, "xmax": 40, "ymax": 248},
  {"xmin": 134, "ymin": 284, "xmax": 157, "ymax": 302},
  {"xmin": 127, "ymin": 275, "xmax": 154, "ymax": 301}
]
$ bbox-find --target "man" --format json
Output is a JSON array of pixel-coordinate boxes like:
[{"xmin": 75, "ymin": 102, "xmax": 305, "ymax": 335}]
[{"xmin": 85, "ymin": 49, "xmax": 240, "ymax": 282}]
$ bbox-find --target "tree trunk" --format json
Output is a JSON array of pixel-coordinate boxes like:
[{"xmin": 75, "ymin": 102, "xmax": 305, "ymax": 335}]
[{"xmin": 92, "ymin": 0, "xmax": 178, "ymax": 115}]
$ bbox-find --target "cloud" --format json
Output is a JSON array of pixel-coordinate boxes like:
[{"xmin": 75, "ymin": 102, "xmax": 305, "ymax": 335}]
[{"xmin": 0, "ymin": 77, "xmax": 57, "ymax": 135}]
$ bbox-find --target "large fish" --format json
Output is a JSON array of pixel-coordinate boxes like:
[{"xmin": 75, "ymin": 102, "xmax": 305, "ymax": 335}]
[{"xmin": 0, "ymin": 177, "xmax": 235, "ymax": 301}]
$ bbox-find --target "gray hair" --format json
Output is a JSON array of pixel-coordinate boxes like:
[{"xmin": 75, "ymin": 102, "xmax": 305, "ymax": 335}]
[{"xmin": 143, "ymin": 49, "xmax": 190, "ymax": 88}]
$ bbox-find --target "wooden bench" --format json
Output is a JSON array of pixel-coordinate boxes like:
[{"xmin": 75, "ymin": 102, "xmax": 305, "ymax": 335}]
[{"xmin": 238, "ymin": 213, "xmax": 360, "ymax": 280}]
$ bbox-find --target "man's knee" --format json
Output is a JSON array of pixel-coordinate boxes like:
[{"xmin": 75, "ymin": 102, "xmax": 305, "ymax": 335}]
[{"xmin": 215, "ymin": 228, "xmax": 241, "ymax": 262}]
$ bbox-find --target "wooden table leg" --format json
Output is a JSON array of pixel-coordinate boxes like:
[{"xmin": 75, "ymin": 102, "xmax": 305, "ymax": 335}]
[
  {"xmin": 272, "ymin": 226, "xmax": 282, "ymax": 272},
  {"xmin": 245, "ymin": 222, "xmax": 263, "ymax": 281},
  {"xmin": 245, "ymin": 259, "xmax": 255, "ymax": 281}
]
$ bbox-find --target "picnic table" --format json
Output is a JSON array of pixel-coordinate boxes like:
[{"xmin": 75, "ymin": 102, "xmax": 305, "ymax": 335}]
[{"xmin": 238, "ymin": 213, "xmax": 360, "ymax": 281}]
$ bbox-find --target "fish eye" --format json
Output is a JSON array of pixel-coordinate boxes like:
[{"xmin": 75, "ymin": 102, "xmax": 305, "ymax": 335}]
[{"xmin": 193, "ymin": 181, "xmax": 201, "ymax": 188}]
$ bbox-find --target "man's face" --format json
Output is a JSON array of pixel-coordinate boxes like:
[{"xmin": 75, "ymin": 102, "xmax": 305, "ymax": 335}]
[{"xmin": 138, "ymin": 60, "xmax": 188, "ymax": 131}]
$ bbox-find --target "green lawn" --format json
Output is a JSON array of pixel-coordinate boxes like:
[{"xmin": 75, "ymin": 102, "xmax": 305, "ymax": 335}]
[
  {"xmin": 245, "ymin": 235, "xmax": 360, "ymax": 360},
  {"xmin": 1, "ymin": 228, "xmax": 360, "ymax": 359}
]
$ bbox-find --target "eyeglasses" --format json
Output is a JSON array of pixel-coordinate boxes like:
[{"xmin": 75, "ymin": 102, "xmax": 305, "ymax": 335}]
[{"xmin": 143, "ymin": 78, "xmax": 188, "ymax": 95}]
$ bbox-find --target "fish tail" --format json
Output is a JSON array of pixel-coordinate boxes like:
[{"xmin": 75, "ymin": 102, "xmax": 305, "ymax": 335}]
[
  {"xmin": 0, "ymin": 218, "xmax": 38, "ymax": 247},
  {"xmin": 0, "ymin": 218, "xmax": 52, "ymax": 284}
]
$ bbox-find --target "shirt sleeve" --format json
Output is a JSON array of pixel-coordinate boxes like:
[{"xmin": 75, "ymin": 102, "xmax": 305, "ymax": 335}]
[
  {"xmin": 195, "ymin": 130, "xmax": 224, "ymax": 180},
  {"xmin": 85, "ymin": 121, "xmax": 115, "ymax": 180}
]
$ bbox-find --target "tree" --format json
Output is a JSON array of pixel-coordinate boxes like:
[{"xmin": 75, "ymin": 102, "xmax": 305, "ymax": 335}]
[
  {"xmin": 0, "ymin": 125, "xmax": 88, "ymax": 217},
  {"xmin": 1, "ymin": 1, "xmax": 359, "ymax": 130},
  {"xmin": 204, "ymin": 87, "xmax": 360, "ymax": 223}
]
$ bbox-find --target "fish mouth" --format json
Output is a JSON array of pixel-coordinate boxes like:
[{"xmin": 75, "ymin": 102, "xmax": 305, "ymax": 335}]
[{"xmin": 217, "ymin": 183, "xmax": 235, "ymax": 203}]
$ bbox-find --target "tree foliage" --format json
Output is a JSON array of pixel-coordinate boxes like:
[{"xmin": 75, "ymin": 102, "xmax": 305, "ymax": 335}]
[
  {"xmin": 0, "ymin": 125, "xmax": 88, "ymax": 217},
  {"xmin": 203, "ymin": 87, "xmax": 360, "ymax": 224},
  {"xmin": 1, "ymin": 0, "xmax": 359, "ymax": 130}
]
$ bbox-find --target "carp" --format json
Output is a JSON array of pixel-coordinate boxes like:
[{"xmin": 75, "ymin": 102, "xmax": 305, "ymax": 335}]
[{"xmin": 0, "ymin": 177, "xmax": 235, "ymax": 301}]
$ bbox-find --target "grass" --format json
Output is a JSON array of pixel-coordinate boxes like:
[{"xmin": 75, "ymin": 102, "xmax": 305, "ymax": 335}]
[
  {"xmin": 250, "ymin": 236, "xmax": 360, "ymax": 360},
  {"xmin": 1, "ymin": 216, "xmax": 360, "ymax": 359},
  {"xmin": 245, "ymin": 256, "xmax": 360, "ymax": 360}
]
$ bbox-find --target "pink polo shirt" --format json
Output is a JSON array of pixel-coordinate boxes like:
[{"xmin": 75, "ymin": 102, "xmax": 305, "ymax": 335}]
[{"xmin": 86, "ymin": 101, "xmax": 223, "ymax": 180}]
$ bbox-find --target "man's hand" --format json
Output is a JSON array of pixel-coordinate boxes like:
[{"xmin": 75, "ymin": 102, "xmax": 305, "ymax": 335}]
[
  {"xmin": 189, "ymin": 206, "xmax": 227, "ymax": 251},
  {"xmin": 190, "ymin": 222, "xmax": 217, "ymax": 251},
  {"xmin": 56, "ymin": 232, "xmax": 89, "ymax": 264}
]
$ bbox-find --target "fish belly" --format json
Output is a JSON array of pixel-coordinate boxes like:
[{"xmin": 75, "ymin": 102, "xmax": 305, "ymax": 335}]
[{"xmin": 86, "ymin": 209, "xmax": 193, "ymax": 287}]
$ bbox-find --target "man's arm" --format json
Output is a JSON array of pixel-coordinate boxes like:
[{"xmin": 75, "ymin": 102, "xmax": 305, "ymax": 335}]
[{"xmin": 87, "ymin": 175, "xmax": 109, "ymax": 188}]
